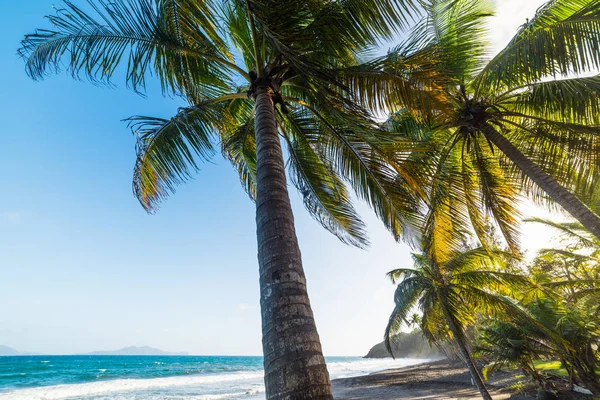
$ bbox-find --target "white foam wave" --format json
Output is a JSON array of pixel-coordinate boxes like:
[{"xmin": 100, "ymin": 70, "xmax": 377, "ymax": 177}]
[
  {"xmin": 0, "ymin": 358, "xmax": 430, "ymax": 400},
  {"xmin": 327, "ymin": 357, "xmax": 430, "ymax": 379},
  {"xmin": 0, "ymin": 371, "xmax": 264, "ymax": 400}
]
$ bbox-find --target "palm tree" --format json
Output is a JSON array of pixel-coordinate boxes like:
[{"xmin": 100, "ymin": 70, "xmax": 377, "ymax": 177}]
[
  {"xmin": 19, "ymin": 0, "xmax": 422, "ymax": 398},
  {"xmin": 523, "ymin": 222, "xmax": 600, "ymax": 392},
  {"xmin": 475, "ymin": 320, "xmax": 552, "ymax": 389},
  {"xmin": 353, "ymin": 0, "xmax": 600, "ymax": 244},
  {"xmin": 384, "ymin": 234, "xmax": 532, "ymax": 400},
  {"xmin": 511, "ymin": 295, "xmax": 600, "ymax": 393}
]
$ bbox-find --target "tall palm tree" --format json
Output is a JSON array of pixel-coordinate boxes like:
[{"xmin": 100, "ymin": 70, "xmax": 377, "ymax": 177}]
[
  {"xmin": 353, "ymin": 0, "xmax": 600, "ymax": 244},
  {"xmin": 19, "ymin": 0, "xmax": 422, "ymax": 398},
  {"xmin": 384, "ymin": 234, "xmax": 532, "ymax": 400}
]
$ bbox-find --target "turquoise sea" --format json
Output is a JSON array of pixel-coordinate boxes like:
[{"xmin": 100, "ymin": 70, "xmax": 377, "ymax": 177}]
[{"xmin": 0, "ymin": 355, "xmax": 427, "ymax": 399}]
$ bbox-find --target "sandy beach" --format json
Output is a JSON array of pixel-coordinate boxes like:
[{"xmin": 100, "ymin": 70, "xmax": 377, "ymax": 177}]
[
  {"xmin": 332, "ymin": 359, "xmax": 525, "ymax": 400},
  {"xmin": 332, "ymin": 359, "xmax": 599, "ymax": 400}
]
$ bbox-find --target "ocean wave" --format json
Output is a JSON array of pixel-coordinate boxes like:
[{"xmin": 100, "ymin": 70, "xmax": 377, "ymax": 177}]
[
  {"xmin": 0, "ymin": 371, "xmax": 264, "ymax": 400},
  {"xmin": 327, "ymin": 357, "xmax": 430, "ymax": 379},
  {"xmin": 0, "ymin": 358, "xmax": 430, "ymax": 400}
]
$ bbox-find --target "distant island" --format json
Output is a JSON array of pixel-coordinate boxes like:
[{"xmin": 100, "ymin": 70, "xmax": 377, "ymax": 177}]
[
  {"xmin": 0, "ymin": 345, "xmax": 39, "ymax": 356},
  {"xmin": 0, "ymin": 345, "xmax": 187, "ymax": 356},
  {"xmin": 0, "ymin": 345, "xmax": 26, "ymax": 356},
  {"xmin": 82, "ymin": 346, "xmax": 188, "ymax": 356}
]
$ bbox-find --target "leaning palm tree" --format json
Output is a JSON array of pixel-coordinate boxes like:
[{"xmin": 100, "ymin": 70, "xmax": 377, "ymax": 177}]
[
  {"xmin": 353, "ymin": 0, "xmax": 600, "ymax": 243},
  {"xmin": 19, "ymin": 0, "xmax": 422, "ymax": 398},
  {"xmin": 384, "ymin": 232, "xmax": 532, "ymax": 400}
]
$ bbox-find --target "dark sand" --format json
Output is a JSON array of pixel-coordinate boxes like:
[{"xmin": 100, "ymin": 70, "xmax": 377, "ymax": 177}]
[
  {"xmin": 332, "ymin": 359, "xmax": 596, "ymax": 399},
  {"xmin": 332, "ymin": 359, "xmax": 518, "ymax": 400}
]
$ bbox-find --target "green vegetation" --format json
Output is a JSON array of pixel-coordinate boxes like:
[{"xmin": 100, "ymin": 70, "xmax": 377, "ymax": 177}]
[
  {"xmin": 533, "ymin": 361, "xmax": 570, "ymax": 378},
  {"xmin": 365, "ymin": 329, "xmax": 444, "ymax": 359},
  {"xmin": 387, "ymin": 216, "xmax": 600, "ymax": 396},
  {"xmin": 380, "ymin": 1, "xmax": 600, "ymax": 397},
  {"xmin": 384, "ymin": 238, "xmax": 529, "ymax": 399}
]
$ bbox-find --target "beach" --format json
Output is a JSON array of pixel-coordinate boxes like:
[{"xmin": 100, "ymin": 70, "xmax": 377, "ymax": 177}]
[
  {"xmin": 333, "ymin": 359, "xmax": 599, "ymax": 400},
  {"xmin": 332, "ymin": 359, "xmax": 514, "ymax": 400}
]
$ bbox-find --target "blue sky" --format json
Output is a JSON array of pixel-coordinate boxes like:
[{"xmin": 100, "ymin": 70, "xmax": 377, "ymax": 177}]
[{"xmin": 0, "ymin": 0, "xmax": 551, "ymax": 356}]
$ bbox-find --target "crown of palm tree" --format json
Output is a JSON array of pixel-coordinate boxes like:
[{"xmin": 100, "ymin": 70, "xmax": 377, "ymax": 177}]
[
  {"xmin": 384, "ymin": 233, "xmax": 530, "ymax": 355},
  {"xmin": 352, "ymin": 0, "xmax": 600, "ymax": 251},
  {"xmin": 383, "ymin": 223, "xmax": 538, "ymax": 399},
  {"xmin": 19, "ymin": 0, "xmax": 430, "ymax": 247}
]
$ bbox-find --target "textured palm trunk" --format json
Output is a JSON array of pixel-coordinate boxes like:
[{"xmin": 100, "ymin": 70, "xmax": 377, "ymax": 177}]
[
  {"xmin": 481, "ymin": 123, "xmax": 600, "ymax": 239},
  {"xmin": 253, "ymin": 85, "xmax": 334, "ymax": 400},
  {"xmin": 439, "ymin": 297, "xmax": 493, "ymax": 400}
]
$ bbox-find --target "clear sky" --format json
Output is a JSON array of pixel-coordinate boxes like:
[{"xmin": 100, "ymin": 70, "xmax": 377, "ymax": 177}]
[{"xmin": 1, "ymin": 0, "xmax": 552, "ymax": 356}]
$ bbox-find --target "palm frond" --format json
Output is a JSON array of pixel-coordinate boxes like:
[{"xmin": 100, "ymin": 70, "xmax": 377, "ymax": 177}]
[
  {"xmin": 221, "ymin": 105, "xmax": 257, "ymax": 200},
  {"xmin": 19, "ymin": 0, "xmax": 238, "ymax": 98},
  {"xmin": 293, "ymin": 102, "xmax": 424, "ymax": 242},
  {"xmin": 281, "ymin": 110, "xmax": 369, "ymax": 248},
  {"xmin": 421, "ymin": 0, "xmax": 494, "ymax": 81},
  {"xmin": 129, "ymin": 95, "xmax": 246, "ymax": 212},
  {"xmin": 499, "ymin": 75, "xmax": 600, "ymax": 126},
  {"xmin": 385, "ymin": 276, "xmax": 424, "ymax": 357},
  {"xmin": 476, "ymin": 2, "xmax": 600, "ymax": 91},
  {"xmin": 469, "ymin": 136, "xmax": 521, "ymax": 254}
]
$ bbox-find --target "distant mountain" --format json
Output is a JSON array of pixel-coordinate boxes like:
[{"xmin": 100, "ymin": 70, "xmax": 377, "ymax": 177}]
[
  {"xmin": 83, "ymin": 346, "xmax": 188, "ymax": 356},
  {"xmin": 364, "ymin": 330, "xmax": 444, "ymax": 359},
  {"xmin": 0, "ymin": 345, "xmax": 28, "ymax": 356}
]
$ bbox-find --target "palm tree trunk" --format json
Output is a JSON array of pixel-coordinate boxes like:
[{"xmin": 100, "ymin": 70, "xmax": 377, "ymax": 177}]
[
  {"xmin": 253, "ymin": 84, "xmax": 334, "ymax": 400},
  {"xmin": 481, "ymin": 123, "xmax": 600, "ymax": 239},
  {"xmin": 439, "ymin": 297, "xmax": 493, "ymax": 400}
]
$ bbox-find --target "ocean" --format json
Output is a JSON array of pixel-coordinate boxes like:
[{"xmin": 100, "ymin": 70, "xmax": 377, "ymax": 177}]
[{"xmin": 0, "ymin": 355, "xmax": 427, "ymax": 399}]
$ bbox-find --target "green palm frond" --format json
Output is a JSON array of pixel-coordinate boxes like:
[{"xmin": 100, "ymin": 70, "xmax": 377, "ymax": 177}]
[
  {"xmin": 221, "ymin": 110, "xmax": 257, "ymax": 200},
  {"xmin": 384, "ymin": 276, "xmax": 425, "ymax": 357},
  {"xmin": 423, "ymin": 137, "xmax": 473, "ymax": 262},
  {"xmin": 421, "ymin": 0, "xmax": 494, "ymax": 81},
  {"xmin": 129, "ymin": 94, "xmax": 247, "ymax": 212},
  {"xmin": 19, "ymin": 0, "xmax": 239, "ymax": 98},
  {"xmin": 387, "ymin": 267, "xmax": 419, "ymax": 284},
  {"xmin": 443, "ymin": 247, "xmax": 505, "ymax": 272},
  {"xmin": 525, "ymin": 217, "xmax": 598, "ymax": 247},
  {"xmin": 340, "ymin": 45, "xmax": 447, "ymax": 116},
  {"xmin": 298, "ymin": 105, "xmax": 424, "ymax": 242},
  {"xmin": 499, "ymin": 75, "xmax": 600, "ymax": 126},
  {"xmin": 476, "ymin": 1, "xmax": 600, "ymax": 91},
  {"xmin": 281, "ymin": 110, "xmax": 368, "ymax": 248},
  {"xmin": 453, "ymin": 270, "xmax": 534, "ymax": 292},
  {"xmin": 220, "ymin": 1, "xmax": 256, "ymax": 72},
  {"xmin": 469, "ymin": 138, "xmax": 521, "ymax": 254}
]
